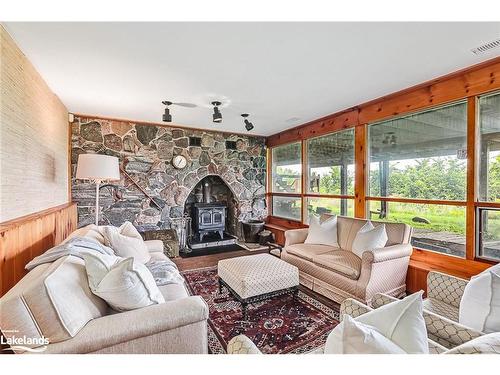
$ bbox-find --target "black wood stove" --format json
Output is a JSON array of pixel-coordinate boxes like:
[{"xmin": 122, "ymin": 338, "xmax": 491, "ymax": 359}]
[{"xmin": 192, "ymin": 203, "xmax": 226, "ymax": 242}]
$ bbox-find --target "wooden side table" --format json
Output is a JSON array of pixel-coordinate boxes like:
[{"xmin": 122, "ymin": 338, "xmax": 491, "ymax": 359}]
[{"xmin": 141, "ymin": 229, "xmax": 180, "ymax": 258}]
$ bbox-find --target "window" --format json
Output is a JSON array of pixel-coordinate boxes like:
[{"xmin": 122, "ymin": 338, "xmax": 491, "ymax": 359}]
[
  {"xmin": 368, "ymin": 102, "xmax": 467, "ymax": 200},
  {"xmin": 304, "ymin": 197, "xmax": 354, "ymax": 223},
  {"xmin": 271, "ymin": 142, "xmax": 302, "ymax": 193},
  {"xmin": 368, "ymin": 201, "xmax": 466, "ymax": 257},
  {"xmin": 306, "ymin": 129, "xmax": 355, "ymax": 195},
  {"xmin": 368, "ymin": 102, "xmax": 468, "ymax": 257},
  {"xmin": 477, "ymin": 208, "xmax": 500, "ymax": 261},
  {"xmin": 478, "ymin": 92, "xmax": 500, "ymax": 202},
  {"xmin": 272, "ymin": 196, "xmax": 302, "ymax": 221}
]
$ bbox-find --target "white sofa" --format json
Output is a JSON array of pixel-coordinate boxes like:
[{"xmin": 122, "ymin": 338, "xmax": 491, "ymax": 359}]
[{"xmin": 0, "ymin": 226, "xmax": 209, "ymax": 354}]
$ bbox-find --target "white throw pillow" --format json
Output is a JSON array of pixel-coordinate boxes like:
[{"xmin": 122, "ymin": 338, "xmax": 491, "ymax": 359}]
[
  {"xmin": 351, "ymin": 221, "xmax": 388, "ymax": 258},
  {"xmin": 324, "ymin": 292, "xmax": 428, "ymax": 354},
  {"xmin": 82, "ymin": 252, "xmax": 165, "ymax": 312},
  {"xmin": 459, "ymin": 264, "xmax": 500, "ymax": 333},
  {"xmin": 83, "ymin": 251, "xmax": 123, "ymax": 290},
  {"xmin": 304, "ymin": 215, "xmax": 339, "ymax": 247},
  {"xmin": 102, "ymin": 222, "xmax": 151, "ymax": 263},
  {"xmin": 340, "ymin": 315, "xmax": 406, "ymax": 354}
]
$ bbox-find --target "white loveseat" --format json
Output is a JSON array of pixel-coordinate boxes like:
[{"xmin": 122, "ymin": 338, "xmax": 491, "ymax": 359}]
[{"xmin": 281, "ymin": 215, "xmax": 413, "ymax": 304}]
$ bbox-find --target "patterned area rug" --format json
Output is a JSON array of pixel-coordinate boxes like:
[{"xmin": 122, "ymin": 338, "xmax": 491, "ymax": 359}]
[{"xmin": 182, "ymin": 266, "xmax": 340, "ymax": 354}]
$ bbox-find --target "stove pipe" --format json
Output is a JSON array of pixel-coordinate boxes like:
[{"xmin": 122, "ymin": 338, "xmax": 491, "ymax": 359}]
[{"xmin": 203, "ymin": 181, "xmax": 211, "ymax": 203}]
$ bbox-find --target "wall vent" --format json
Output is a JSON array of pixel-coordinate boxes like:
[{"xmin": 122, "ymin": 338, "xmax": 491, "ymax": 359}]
[
  {"xmin": 225, "ymin": 141, "xmax": 237, "ymax": 150},
  {"xmin": 189, "ymin": 137, "xmax": 202, "ymax": 147},
  {"xmin": 471, "ymin": 38, "xmax": 500, "ymax": 55}
]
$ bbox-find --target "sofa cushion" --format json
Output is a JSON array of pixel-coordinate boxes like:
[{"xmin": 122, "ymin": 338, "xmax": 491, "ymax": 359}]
[
  {"xmin": 149, "ymin": 251, "xmax": 168, "ymax": 261},
  {"xmin": 101, "ymin": 222, "xmax": 151, "ymax": 263},
  {"xmin": 62, "ymin": 224, "xmax": 106, "ymax": 245},
  {"xmin": 159, "ymin": 283, "xmax": 189, "ymax": 302},
  {"xmin": 326, "ymin": 292, "xmax": 428, "ymax": 354},
  {"xmin": 82, "ymin": 254, "xmax": 165, "ymax": 312},
  {"xmin": 304, "ymin": 215, "xmax": 339, "ymax": 247},
  {"xmin": 351, "ymin": 221, "xmax": 388, "ymax": 258},
  {"xmin": 459, "ymin": 264, "xmax": 500, "ymax": 333},
  {"xmin": 312, "ymin": 250, "xmax": 362, "ymax": 280},
  {"xmin": 286, "ymin": 243, "xmax": 335, "ymax": 262},
  {"xmin": 324, "ymin": 215, "xmax": 411, "ymax": 251},
  {"xmin": 0, "ymin": 256, "xmax": 108, "ymax": 346}
]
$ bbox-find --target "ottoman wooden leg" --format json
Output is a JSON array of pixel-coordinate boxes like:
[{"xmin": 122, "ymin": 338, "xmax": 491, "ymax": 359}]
[
  {"xmin": 242, "ymin": 301, "xmax": 249, "ymax": 321},
  {"xmin": 218, "ymin": 278, "xmax": 223, "ymax": 294}
]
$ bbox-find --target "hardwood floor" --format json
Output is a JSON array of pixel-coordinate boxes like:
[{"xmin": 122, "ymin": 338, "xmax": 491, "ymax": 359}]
[
  {"xmin": 173, "ymin": 249, "xmax": 340, "ymax": 311},
  {"xmin": 173, "ymin": 248, "xmax": 268, "ymax": 270}
]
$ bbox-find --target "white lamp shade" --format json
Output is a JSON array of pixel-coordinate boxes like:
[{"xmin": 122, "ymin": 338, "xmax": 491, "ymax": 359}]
[{"xmin": 76, "ymin": 154, "xmax": 120, "ymax": 181}]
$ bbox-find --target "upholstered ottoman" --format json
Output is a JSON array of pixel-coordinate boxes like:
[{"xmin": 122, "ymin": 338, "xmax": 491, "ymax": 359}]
[{"xmin": 217, "ymin": 254, "xmax": 300, "ymax": 319}]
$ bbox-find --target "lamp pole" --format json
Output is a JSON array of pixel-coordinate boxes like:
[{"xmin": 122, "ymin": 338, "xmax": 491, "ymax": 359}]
[{"xmin": 95, "ymin": 179, "xmax": 101, "ymax": 226}]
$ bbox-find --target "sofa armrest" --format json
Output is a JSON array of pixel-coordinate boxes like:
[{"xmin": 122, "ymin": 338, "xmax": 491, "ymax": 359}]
[
  {"xmin": 424, "ymin": 309, "xmax": 483, "ymax": 349},
  {"xmin": 227, "ymin": 335, "xmax": 262, "ymax": 354},
  {"xmin": 340, "ymin": 298, "xmax": 372, "ymax": 321},
  {"xmin": 284, "ymin": 228, "xmax": 309, "ymax": 246},
  {"xmin": 370, "ymin": 293, "xmax": 398, "ymax": 309},
  {"xmin": 145, "ymin": 239, "xmax": 164, "ymax": 253},
  {"xmin": 43, "ymin": 296, "xmax": 208, "ymax": 354},
  {"xmin": 427, "ymin": 271, "xmax": 468, "ymax": 308},
  {"xmin": 362, "ymin": 243, "xmax": 413, "ymax": 263}
]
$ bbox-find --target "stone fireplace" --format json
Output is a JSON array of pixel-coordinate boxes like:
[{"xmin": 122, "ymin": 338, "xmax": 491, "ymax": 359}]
[
  {"xmin": 184, "ymin": 175, "xmax": 238, "ymax": 239},
  {"xmin": 70, "ymin": 116, "xmax": 267, "ymax": 240}
]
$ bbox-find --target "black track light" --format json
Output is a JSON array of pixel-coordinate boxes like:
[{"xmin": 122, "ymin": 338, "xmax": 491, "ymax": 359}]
[
  {"xmin": 241, "ymin": 114, "xmax": 254, "ymax": 131},
  {"xmin": 212, "ymin": 101, "xmax": 222, "ymax": 123},
  {"xmin": 162, "ymin": 101, "xmax": 172, "ymax": 122}
]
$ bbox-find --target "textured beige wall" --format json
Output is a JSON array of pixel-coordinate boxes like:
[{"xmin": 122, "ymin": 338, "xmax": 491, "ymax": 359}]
[{"xmin": 0, "ymin": 25, "xmax": 69, "ymax": 222}]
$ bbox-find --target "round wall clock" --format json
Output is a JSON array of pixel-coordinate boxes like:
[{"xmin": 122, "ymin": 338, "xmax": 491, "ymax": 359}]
[{"xmin": 172, "ymin": 155, "xmax": 187, "ymax": 169}]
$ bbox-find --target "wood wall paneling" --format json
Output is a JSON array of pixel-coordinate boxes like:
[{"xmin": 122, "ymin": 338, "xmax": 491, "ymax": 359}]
[
  {"xmin": 266, "ymin": 57, "xmax": 500, "ymax": 150},
  {"xmin": 359, "ymin": 58, "xmax": 500, "ymax": 125},
  {"xmin": 266, "ymin": 109, "xmax": 358, "ymax": 147},
  {"xmin": 0, "ymin": 203, "xmax": 77, "ymax": 296}
]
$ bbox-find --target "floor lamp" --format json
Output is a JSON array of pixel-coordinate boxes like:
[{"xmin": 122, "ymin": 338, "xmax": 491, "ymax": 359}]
[{"xmin": 76, "ymin": 154, "xmax": 120, "ymax": 225}]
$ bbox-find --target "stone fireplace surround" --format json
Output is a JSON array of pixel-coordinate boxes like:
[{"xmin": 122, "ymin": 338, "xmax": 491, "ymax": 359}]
[{"xmin": 71, "ymin": 116, "xmax": 267, "ymax": 239}]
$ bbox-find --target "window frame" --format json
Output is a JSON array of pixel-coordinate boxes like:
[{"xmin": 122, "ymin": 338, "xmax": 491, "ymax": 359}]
[
  {"xmin": 366, "ymin": 100, "xmax": 468, "ymax": 203},
  {"xmin": 270, "ymin": 141, "xmax": 303, "ymax": 195},
  {"xmin": 267, "ymin": 86, "xmax": 500, "ymax": 266},
  {"xmin": 476, "ymin": 206, "xmax": 500, "ymax": 263}
]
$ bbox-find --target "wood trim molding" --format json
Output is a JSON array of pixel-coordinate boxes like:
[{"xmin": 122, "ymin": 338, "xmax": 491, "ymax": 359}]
[
  {"xmin": 267, "ymin": 109, "xmax": 358, "ymax": 147},
  {"xmin": 0, "ymin": 203, "xmax": 77, "ymax": 296},
  {"xmin": 365, "ymin": 196, "xmax": 467, "ymax": 206},
  {"xmin": 466, "ymin": 96, "xmax": 478, "ymax": 260},
  {"xmin": 354, "ymin": 125, "xmax": 367, "ymax": 218},
  {"xmin": 266, "ymin": 57, "xmax": 500, "ymax": 148}
]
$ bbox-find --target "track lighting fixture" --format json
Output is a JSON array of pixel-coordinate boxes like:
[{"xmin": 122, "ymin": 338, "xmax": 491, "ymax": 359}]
[
  {"xmin": 241, "ymin": 114, "xmax": 254, "ymax": 131},
  {"xmin": 162, "ymin": 101, "xmax": 172, "ymax": 122},
  {"xmin": 212, "ymin": 101, "xmax": 222, "ymax": 123}
]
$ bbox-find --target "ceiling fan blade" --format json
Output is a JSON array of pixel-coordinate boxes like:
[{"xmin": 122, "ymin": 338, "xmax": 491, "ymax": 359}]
[{"xmin": 173, "ymin": 102, "xmax": 197, "ymax": 108}]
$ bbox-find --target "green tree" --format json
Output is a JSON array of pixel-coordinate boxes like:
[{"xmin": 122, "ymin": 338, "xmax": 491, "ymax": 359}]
[{"xmin": 488, "ymin": 154, "xmax": 500, "ymax": 202}]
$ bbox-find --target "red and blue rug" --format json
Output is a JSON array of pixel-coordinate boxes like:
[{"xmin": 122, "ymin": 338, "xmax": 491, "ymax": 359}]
[{"xmin": 182, "ymin": 266, "xmax": 339, "ymax": 354}]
